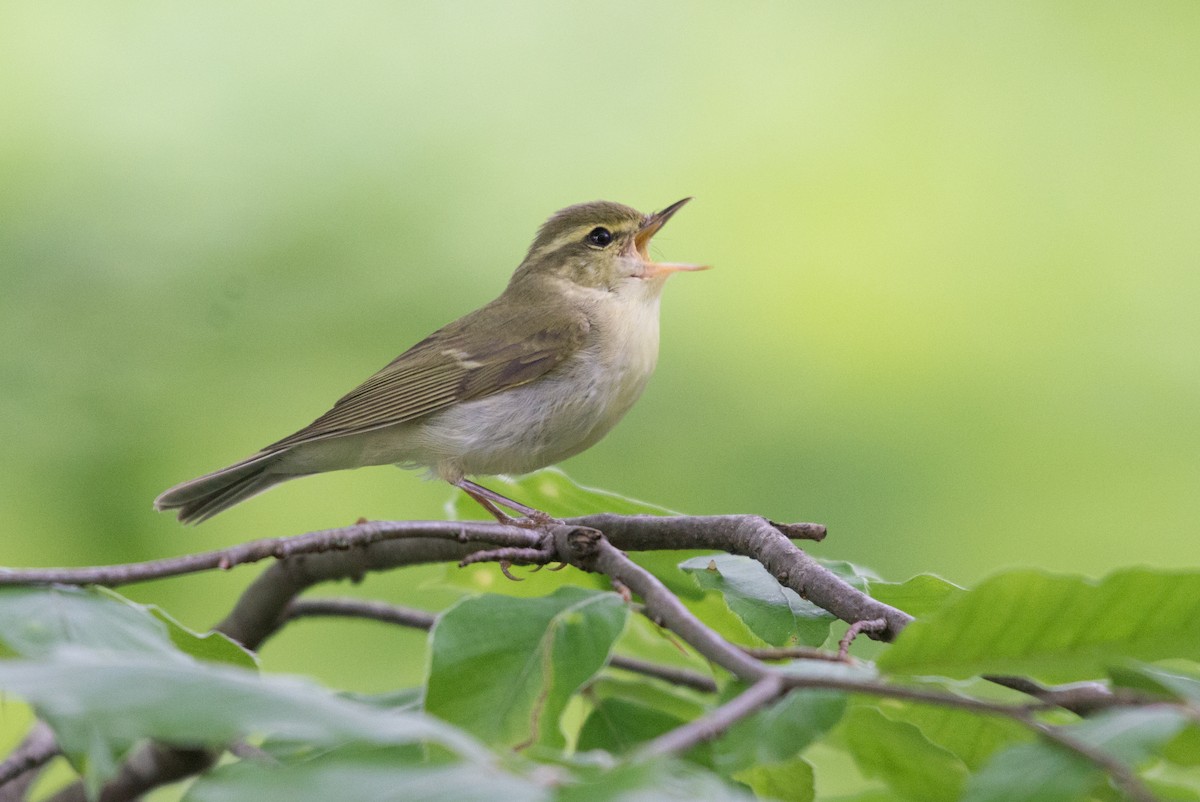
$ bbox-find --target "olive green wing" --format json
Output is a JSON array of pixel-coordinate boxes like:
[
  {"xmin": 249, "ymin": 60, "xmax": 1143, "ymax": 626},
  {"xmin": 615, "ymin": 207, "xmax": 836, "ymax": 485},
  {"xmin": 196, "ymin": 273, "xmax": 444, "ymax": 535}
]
[{"xmin": 266, "ymin": 301, "xmax": 589, "ymax": 449}]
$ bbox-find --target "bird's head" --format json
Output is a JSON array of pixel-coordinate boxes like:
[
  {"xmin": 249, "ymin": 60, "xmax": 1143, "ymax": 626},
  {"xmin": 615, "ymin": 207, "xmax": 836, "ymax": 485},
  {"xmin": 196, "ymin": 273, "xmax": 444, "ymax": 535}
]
[{"xmin": 513, "ymin": 198, "xmax": 707, "ymax": 296}]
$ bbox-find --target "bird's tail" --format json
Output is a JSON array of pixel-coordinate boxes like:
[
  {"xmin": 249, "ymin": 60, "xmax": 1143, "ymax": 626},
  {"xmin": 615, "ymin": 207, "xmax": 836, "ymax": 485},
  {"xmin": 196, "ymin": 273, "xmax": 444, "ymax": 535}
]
[{"xmin": 155, "ymin": 451, "xmax": 292, "ymax": 525}]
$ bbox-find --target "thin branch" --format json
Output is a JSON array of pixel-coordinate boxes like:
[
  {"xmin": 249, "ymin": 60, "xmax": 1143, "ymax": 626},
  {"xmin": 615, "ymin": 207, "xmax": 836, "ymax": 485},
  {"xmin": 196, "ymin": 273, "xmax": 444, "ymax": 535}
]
[
  {"xmin": 838, "ymin": 617, "xmax": 887, "ymax": 660},
  {"xmin": 551, "ymin": 525, "xmax": 771, "ymax": 682},
  {"xmin": 768, "ymin": 520, "xmax": 827, "ymax": 541},
  {"xmin": 743, "ymin": 646, "xmax": 847, "ymax": 663},
  {"xmin": 44, "ymin": 744, "xmax": 216, "ymax": 802},
  {"xmin": 0, "ymin": 514, "xmax": 902, "ymax": 651},
  {"xmin": 636, "ymin": 675, "xmax": 786, "ymax": 759},
  {"xmin": 605, "ymin": 656, "xmax": 718, "ymax": 694},
  {"xmin": 285, "ymin": 598, "xmax": 437, "ymax": 630},
  {"xmin": 0, "ymin": 514, "xmax": 902, "ymax": 639},
  {"xmin": 217, "ymin": 536, "xmax": 486, "ymax": 650},
  {"xmin": 984, "ymin": 675, "xmax": 1155, "ymax": 716},
  {"xmin": 0, "ymin": 721, "xmax": 58, "ymax": 792},
  {"xmin": 565, "ymin": 514, "xmax": 913, "ymax": 640},
  {"xmin": 0, "ymin": 520, "xmax": 539, "ymax": 587},
  {"xmin": 634, "ymin": 663, "xmax": 1165, "ymax": 802}
]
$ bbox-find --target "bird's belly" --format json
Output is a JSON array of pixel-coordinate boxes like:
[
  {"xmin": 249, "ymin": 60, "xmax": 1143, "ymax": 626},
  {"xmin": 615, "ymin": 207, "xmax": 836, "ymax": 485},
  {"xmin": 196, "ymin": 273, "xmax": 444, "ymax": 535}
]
[
  {"xmin": 278, "ymin": 295, "xmax": 662, "ymax": 482},
  {"xmin": 412, "ymin": 350, "xmax": 654, "ymax": 479}
]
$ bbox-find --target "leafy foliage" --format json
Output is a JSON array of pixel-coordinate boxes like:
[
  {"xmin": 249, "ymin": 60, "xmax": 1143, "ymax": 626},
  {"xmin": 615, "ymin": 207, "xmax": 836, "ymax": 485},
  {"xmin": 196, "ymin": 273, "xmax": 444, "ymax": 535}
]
[
  {"xmin": 879, "ymin": 569, "xmax": 1200, "ymax": 681},
  {"xmin": 1, "ymin": 471, "xmax": 1199, "ymax": 801},
  {"xmin": 425, "ymin": 587, "xmax": 628, "ymax": 749},
  {"xmin": 679, "ymin": 555, "xmax": 834, "ymax": 647}
]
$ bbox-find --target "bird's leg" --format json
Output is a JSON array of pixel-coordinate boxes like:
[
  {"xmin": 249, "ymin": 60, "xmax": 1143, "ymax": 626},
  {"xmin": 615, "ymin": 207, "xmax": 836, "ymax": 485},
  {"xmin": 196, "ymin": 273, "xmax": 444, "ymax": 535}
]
[
  {"xmin": 452, "ymin": 478, "xmax": 564, "ymax": 580},
  {"xmin": 453, "ymin": 478, "xmax": 559, "ymax": 527},
  {"xmin": 454, "ymin": 481, "xmax": 520, "ymax": 526}
]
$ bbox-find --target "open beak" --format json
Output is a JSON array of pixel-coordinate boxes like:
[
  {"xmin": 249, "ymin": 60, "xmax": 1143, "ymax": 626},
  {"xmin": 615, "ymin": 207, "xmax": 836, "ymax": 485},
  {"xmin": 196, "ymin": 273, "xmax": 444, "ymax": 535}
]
[{"xmin": 635, "ymin": 197, "xmax": 710, "ymax": 279}]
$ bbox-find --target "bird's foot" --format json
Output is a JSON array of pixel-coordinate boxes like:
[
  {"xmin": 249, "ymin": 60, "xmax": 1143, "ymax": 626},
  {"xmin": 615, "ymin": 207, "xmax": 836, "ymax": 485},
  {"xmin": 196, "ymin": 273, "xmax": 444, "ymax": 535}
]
[
  {"xmin": 459, "ymin": 532, "xmax": 558, "ymax": 581},
  {"xmin": 510, "ymin": 509, "xmax": 562, "ymax": 530},
  {"xmin": 452, "ymin": 479, "xmax": 567, "ymax": 580}
]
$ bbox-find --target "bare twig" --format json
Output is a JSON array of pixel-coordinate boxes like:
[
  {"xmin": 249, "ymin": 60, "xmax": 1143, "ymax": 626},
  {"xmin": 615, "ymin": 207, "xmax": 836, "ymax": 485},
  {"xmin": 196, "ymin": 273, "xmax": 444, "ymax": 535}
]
[
  {"xmin": 0, "ymin": 520, "xmax": 539, "ymax": 587},
  {"xmin": 743, "ymin": 646, "xmax": 847, "ymax": 663},
  {"xmin": 552, "ymin": 525, "xmax": 771, "ymax": 681},
  {"xmin": 984, "ymin": 675, "xmax": 1153, "ymax": 716},
  {"xmin": 457, "ymin": 544, "xmax": 555, "ymax": 569},
  {"xmin": 565, "ymin": 514, "xmax": 912, "ymax": 639},
  {"xmin": 44, "ymin": 744, "xmax": 215, "ymax": 802},
  {"xmin": 637, "ymin": 675, "xmax": 786, "ymax": 759},
  {"xmin": 285, "ymin": 598, "xmax": 437, "ymax": 630},
  {"xmin": 768, "ymin": 520, "xmax": 827, "ymax": 541},
  {"xmin": 605, "ymin": 656, "xmax": 718, "ymax": 694},
  {"xmin": 0, "ymin": 514, "xmax": 902, "ymax": 650},
  {"xmin": 634, "ymin": 668, "xmax": 1161, "ymax": 802},
  {"xmin": 0, "ymin": 721, "xmax": 58, "ymax": 794},
  {"xmin": 0, "ymin": 514, "xmax": 900, "ymax": 638},
  {"xmin": 837, "ymin": 617, "xmax": 887, "ymax": 660}
]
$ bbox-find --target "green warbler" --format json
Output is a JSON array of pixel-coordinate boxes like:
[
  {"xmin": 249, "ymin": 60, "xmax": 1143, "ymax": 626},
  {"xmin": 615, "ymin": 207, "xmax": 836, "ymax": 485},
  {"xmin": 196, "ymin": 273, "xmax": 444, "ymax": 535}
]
[{"xmin": 156, "ymin": 198, "xmax": 706, "ymax": 524}]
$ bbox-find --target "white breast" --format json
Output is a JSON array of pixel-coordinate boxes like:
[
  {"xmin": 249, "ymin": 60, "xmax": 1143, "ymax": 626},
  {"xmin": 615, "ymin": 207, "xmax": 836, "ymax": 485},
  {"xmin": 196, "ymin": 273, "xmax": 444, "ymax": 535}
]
[{"xmin": 411, "ymin": 283, "xmax": 664, "ymax": 480}]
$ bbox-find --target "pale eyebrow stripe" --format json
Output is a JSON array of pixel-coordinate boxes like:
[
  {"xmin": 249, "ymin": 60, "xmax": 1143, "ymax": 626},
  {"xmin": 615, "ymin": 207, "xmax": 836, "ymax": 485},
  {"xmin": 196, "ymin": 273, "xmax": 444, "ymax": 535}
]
[{"xmin": 528, "ymin": 224, "xmax": 633, "ymax": 261}]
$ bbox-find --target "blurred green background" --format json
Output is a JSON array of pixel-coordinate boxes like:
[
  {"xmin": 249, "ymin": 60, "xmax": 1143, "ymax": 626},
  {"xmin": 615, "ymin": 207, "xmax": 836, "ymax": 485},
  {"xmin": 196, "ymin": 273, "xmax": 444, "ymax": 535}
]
[{"xmin": 2, "ymin": 1, "xmax": 1198, "ymax": 698}]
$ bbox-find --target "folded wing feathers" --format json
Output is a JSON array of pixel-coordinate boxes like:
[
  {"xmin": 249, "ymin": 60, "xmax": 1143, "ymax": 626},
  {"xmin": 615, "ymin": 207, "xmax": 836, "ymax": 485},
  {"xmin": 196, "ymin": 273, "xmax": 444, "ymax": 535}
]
[{"xmin": 266, "ymin": 312, "xmax": 588, "ymax": 450}]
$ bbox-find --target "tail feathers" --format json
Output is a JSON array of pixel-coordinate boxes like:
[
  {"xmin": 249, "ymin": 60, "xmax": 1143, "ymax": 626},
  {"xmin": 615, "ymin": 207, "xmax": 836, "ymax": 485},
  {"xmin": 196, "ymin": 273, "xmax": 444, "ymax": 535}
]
[{"xmin": 155, "ymin": 452, "xmax": 293, "ymax": 524}]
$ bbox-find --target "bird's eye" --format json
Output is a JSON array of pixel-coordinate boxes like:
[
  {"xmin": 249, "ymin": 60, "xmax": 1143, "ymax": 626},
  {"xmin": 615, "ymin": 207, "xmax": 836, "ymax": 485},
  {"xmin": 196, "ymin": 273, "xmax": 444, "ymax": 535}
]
[{"xmin": 585, "ymin": 227, "xmax": 613, "ymax": 248}]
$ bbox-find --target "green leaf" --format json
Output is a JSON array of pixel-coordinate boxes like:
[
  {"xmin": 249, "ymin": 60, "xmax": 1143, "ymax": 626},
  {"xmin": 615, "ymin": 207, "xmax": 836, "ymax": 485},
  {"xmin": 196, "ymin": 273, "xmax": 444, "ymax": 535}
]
[
  {"xmin": 556, "ymin": 759, "xmax": 755, "ymax": 802},
  {"xmin": 0, "ymin": 585, "xmax": 257, "ymax": 669},
  {"xmin": 1109, "ymin": 661, "xmax": 1200, "ymax": 704},
  {"xmin": 1163, "ymin": 724, "xmax": 1200, "ymax": 768},
  {"xmin": 867, "ymin": 574, "xmax": 965, "ymax": 619},
  {"xmin": 1074, "ymin": 706, "xmax": 1192, "ymax": 766},
  {"xmin": 1148, "ymin": 777, "xmax": 1200, "ymax": 802},
  {"xmin": 186, "ymin": 751, "xmax": 548, "ymax": 802},
  {"xmin": 0, "ymin": 650, "xmax": 492, "ymax": 794},
  {"xmin": 965, "ymin": 741, "xmax": 1091, "ymax": 802},
  {"xmin": 965, "ymin": 707, "xmax": 1192, "ymax": 802},
  {"xmin": 879, "ymin": 702, "xmax": 1031, "ymax": 770},
  {"xmin": 425, "ymin": 587, "xmax": 628, "ymax": 749},
  {"xmin": 586, "ymin": 675, "xmax": 710, "ymax": 725},
  {"xmin": 1107, "ymin": 661, "xmax": 1200, "ymax": 766},
  {"xmin": 338, "ymin": 687, "xmax": 424, "ymax": 712},
  {"xmin": 628, "ymin": 551, "xmax": 713, "ymax": 601},
  {"xmin": 731, "ymin": 757, "xmax": 815, "ymax": 802},
  {"xmin": 577, "ymin": 676, "xmax": 711, "ymax": 766},
  {"xmin": 445, "ymin": 466, "xmax": 678, "ymax": 520},
  {"xmin": 0, "ymin": 585, "xmax": 183, "ymax": 659},
  {"xmin": 841, "ymin": 706, "xmax": 968, "ymax": 802},
  {"xmin": 680, "ymin": 555, "xmax": 833, "ymax": 647},
  {"xmin": 143, "ymin": 607, "xmax": 258, "ymax": 669},
  {"xmin": 815, "ymin": 560, "xmax": 877, "ymax": 591},
  {"xmin": 577, "ymin": 697, "xmax": 687, "ymax": 756},
  {"xmin": 714, "ymin": 688, "xmax": 846, "ymax": 773},
  {"xmin": 608, "ymin": 615, "xmax": 721, "ymax": 692},
  {"xmin": 879, "ymin": 568, "xmax": 1200, "ymax": 682}
]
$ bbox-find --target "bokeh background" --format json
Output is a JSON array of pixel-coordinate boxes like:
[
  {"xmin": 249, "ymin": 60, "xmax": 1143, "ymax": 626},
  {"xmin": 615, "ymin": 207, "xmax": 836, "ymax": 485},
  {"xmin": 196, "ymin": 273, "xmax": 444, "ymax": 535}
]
[{"xmin": 2, "ymin": 1, "xmax": 1198, "ymax": 701}]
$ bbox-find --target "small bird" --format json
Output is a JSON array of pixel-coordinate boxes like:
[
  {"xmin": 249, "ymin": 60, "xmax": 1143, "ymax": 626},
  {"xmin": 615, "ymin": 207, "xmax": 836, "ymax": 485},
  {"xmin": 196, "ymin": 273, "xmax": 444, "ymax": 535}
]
[{"xmin": 155, "ymin": 198, "xmax": 706, "ymax": 524}]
